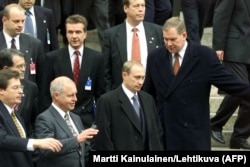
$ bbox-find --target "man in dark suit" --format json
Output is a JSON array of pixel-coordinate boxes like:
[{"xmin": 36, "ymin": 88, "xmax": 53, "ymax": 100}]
[
  {"xmin": 211, "ymin": 0, "xmax": 250, "ymax": 149},
  {"xmin": 144, "ymin": 0, "xmax": 172, "ymax": 25},
  {"xmin": 103, "ymin": 0, "xmax": 164, "ymax": 92},
  {"xmin": 0, "ymin": 69, "xmax": 62, "ymax": 167},
  {"xmin": 0, "ymin": 48, "xmax": 39, "ymax": 137},
  {"xmin": 39, "ymin": 14, "xmax": 105, "ymax": 129},
  {"xmin": 94, "ymin": 61, "xmax": 163, "ymax": 150},
  {"xmin": 17, "ymin": 0, "xmax": 59, "ymax": 53},
  {"xmin": 35, "ymin": 76, "xmax": 99, "ymax": 167},
  {"xmin": 143, "ymin": 17, "xmax": 250, "ymax": 150},
  {"xmin": 181, "ymin": 0, "xmax": 210, "ymax": 44},
  {"xmin": 0, "ymin": 4, "xmax": 44, "ymax": 84}
]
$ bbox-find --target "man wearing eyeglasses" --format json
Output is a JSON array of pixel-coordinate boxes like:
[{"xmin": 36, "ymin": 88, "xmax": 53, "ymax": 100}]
[
  {"xmin": 0, "ymin": 69, "xmax": 62, "ymax": 167},
  {"xmin": 0, "ymin": 48, "xmax": 39, "ymax": 138}
]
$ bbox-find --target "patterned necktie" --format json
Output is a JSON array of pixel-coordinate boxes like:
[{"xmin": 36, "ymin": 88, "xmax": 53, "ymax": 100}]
[
  {"xmin": 11, "ymin": 38, "xmax": 16, "ymax": 49},
  {"xmin": 73, "ymin": 51, "xmax": 80, "ymax": 86},
  {"xmin": 24, "ymin": 10, "xmax": 35, "ymax": 37},
  {"xmin": 173, "ymin": 53, "xmax": 180, "ymax": 75},
  {"xmin": 64, "ymin": 113, "xmax": 78, "ymax": 137},
  {"xmin": 11, "ymin": 111, "xmax": 25, "ymax": 138},
  {"xmin": 131, "ymin": 28, "xmax": 141, "ymax": 63},
  {"xmin": 132, "ymin": 95, "xmax": 141, "ymax": 119}
]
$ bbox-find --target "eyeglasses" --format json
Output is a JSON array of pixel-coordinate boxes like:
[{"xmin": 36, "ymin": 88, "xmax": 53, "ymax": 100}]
[
  {"xmin": 10, "ymin": 85, "xmax": 24, "ymax": 90},
  {"xmin": 15, "ymin": 64, "xmax": 26, "ymax": 69}
]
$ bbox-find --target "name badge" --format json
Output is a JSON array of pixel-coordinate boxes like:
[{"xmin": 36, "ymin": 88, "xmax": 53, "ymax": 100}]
[
  {"xmin": 85, "ymin": 77, "xmax": 92, "ymax": 90},
  {"xmin": 30, "ymin": 59, "xmax": 36, "ymax": 75}
]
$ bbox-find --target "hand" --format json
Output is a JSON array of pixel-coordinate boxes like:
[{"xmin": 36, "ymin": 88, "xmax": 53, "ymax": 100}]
[
  {"xmin": 216, "ymin": 50, "xmax": 224, "ymax": 61},
  {"xmin": 77, "ymin": 128, "xmax": 99, "ymax": 143},
  {"xmin": 33, "ymin": 138, "xmax": 62, "ymax": 152}
]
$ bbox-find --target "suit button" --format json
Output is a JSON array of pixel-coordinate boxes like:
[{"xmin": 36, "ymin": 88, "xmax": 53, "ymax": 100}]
[
  {"xmin": 182, "ymin": 100, "xmax": 186, "ymax": 104},
  {"xmin": 183, "ymin": 122, "xmax": 188, "ymax": 127},
  {"xmin": 82, "ymin": 106, "xmax": 85, "ymax": 110}
]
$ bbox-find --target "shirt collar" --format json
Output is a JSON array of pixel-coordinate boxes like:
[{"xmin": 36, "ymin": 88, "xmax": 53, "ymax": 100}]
[
  {"xmin": 52, "ymin": 103, "xmax": 69, "ymax": 119},
  {"xmin": 125, "ymin": 20, "xmax": 144, "ymax": 33},
  {"xmin": 122, "ymin": 84, "xmax": 138, "ymax": 100},
  {"xmin": 3, "ymin": 31, "xmax": 20, "ymax": 43},
  {"xmin": 26, "ymin": 6, "xmax": 35, "ymax": 16},
  {"xmin": 68, "ymin": 45, "xmax": 84, "ymax": 58},
  {"xmin": 172, "ymin": 41, "xmax": 188, "ymax": 59}
]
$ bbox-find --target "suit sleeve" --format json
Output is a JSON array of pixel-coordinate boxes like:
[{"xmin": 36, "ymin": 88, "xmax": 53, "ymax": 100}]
[{"xmin": 212, "ymin": 0, "xmax": 235, "ymax": 50}]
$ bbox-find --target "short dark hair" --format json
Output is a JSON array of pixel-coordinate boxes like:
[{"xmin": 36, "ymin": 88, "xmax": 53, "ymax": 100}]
[
  {"xmin": 123, "ymin": 0, "xmax": 145, "ymax": 6},
  {"xmin": 0, "ymin": 69, "xmax": 20, "ymax": 90},
  {"xmin": 65, "ymin": 14, "xmax": 88, "ymax": 32},
  {"xmin": 0, "ymin": 48, "xmax": 25, "ymax": 70}
]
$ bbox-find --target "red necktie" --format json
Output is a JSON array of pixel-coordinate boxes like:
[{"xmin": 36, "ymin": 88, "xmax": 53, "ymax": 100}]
[
  {"xmin": 173, "ymin": 53, "xmax": 180, "ymax": 75},
  {"xmin": 73, "ymin": 51, "xmax": 80, "ymax": 86},
  {"xmin": 131, "ymin": 28, "xmax": 141, "ymax": 62}
]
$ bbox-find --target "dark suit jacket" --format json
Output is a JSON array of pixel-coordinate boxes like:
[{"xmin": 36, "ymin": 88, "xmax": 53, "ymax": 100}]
[
  {"xmin": 0, "ymin": 32, "xmax": 44, "ymax": 84},
  {"xmin": 94, "ymin": 86, "xmax": 164, "ymax": 150},
  {"xmin": 143, "ymin": 41, "xmax": 250, "ymax": 150},
  {"xmin": 35, "ymin": 106, "xmax": 85, "ymax": 167},
  {"xmin": 0, "ymin": 102, "xmax": 33, "ymax": 167},
  {"xmin": 102, "ymin": 21, "xmax": 164, "ymax": 91},
  {"xmin": 0, "ymin": 6, "xmax": 59, "ymax": 53},
  {"xmin": 18, "ymin": 79, "xmax": 39, "ymax": 137},
  {"xmin": 213, "ymin": 0, "xmax": 250, "ymax": 64},
  {"xmin": 35, "ymin": 0, "xmax": 61, "ymax": 27},
  {"xmin": 33, "ymin": 6, "xmax": 59, "ymax": 53},
  {"xmin": 39, "ymin": 47, "xmax": 105, "ymax": 128}
]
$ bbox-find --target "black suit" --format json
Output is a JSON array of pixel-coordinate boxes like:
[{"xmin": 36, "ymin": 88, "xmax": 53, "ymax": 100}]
[
  {"xmin": 103, "ymin": 21, "xmax": 163, "ymax": 91},
  {"xmin": 211, "ymin": 0, "xmax": 250, "ymax": 145},
  {"xmin": 19, "ymin": 79, "xmax": 39, "ymax": 137},
  {"xmin": 94, "ymin": 86, "xmax": 163, "ymax": 150},
  {"xmin": 0, "ymin": 101, "xmax": 33, "ymax": 167},
  {"xmin": 0, "ymin": 6, "xmax": 59, "ymax": 53},
  {"xmin": 0, "ymin": 32, "xmax": 44, "ymax": 84},
  {"xmin": 35, "ymin": 106, "xmax": 85, "ymax": 167},
  {"xmin": 32, "ymin": 6, "xmax": 58, "ymax": 53},
  {"xmin": 39, "ymin": 47, "xmax": 105, "ymax": 128}
]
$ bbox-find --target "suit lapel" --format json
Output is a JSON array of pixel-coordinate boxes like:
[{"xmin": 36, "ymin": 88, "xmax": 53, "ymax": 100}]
[
  {"xmin": 118, "ymin": 87, "xmax": 142, "ymax": 133},
  {"xmin": 49, "ymin": 106, "xmax": 74, "ymax": 137},
  {"xmin": 34, "ymin": 6, "xmax": 46, "ymax": 40},
  {"xmin": 0, "ymin": 102, "xmax": 24, "ymax": 137},
  {"xmin": 166, "ymin": 43, "xmax": 199, "ymax": 98},
  {"xmin": 58, "ymin": 48, "xmax": 74, "ymax": 80},
  {"xmin": 155, "ymin": 48, "xmax": 174, "ymax": 86},
  {"xmin": 144, "ymin": 22, "xmax": 160, "ymax": 51},
  {"xmin": 116, "ymin": 23, "xmax": 127, "ymax": 63},
  {"xmin": 0, "ymin": 32, "xmax": 7, "ymax": 50},
  {"xmin": 19, "ymin": 34, "xmax": 32, "ymax": 64},
  {"xmin": 77, "ymin": 48, "xmax": 91, "ymax": 89}
]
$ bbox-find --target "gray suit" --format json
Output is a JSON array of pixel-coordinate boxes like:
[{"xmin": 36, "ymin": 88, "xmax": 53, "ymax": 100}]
[
  {"xmin": 35, "ymin": 105, "xmax": 85, "ymax": 167},
  {"xmin": 0, "ymin": 32, "xmax": 44, "ymax": 84}
]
